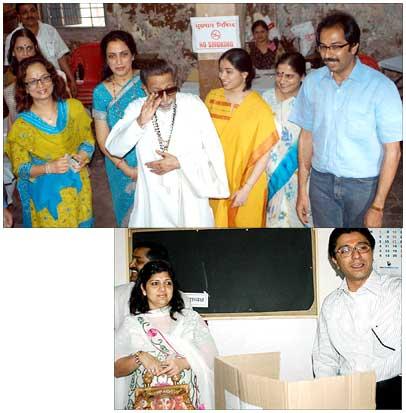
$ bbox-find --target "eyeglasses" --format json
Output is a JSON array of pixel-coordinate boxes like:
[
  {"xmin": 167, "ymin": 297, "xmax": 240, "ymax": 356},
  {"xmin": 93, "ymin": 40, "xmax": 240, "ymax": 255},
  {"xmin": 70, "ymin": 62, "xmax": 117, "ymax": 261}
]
[
  {"xmin": 154, "ymin": 86, "xmax": 178, "ymax": 98},
  {"xmin": 335, "ymin": 242, "xmax": 371, "ymax": 257},
  {"xmin": 25, "ymin": 74, "xmax": 52, "ymax": 89},
  {"xmin": 317, "ymin": 43, "xmax": 350, "ymax": 52}
]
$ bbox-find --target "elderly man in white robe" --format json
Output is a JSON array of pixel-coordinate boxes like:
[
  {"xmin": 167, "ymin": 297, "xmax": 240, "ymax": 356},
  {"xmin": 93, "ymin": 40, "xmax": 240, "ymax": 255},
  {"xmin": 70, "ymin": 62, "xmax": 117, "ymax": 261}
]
[{"xmin": 105, "ymin": 59, "xmax": 229, "ymax": 228}]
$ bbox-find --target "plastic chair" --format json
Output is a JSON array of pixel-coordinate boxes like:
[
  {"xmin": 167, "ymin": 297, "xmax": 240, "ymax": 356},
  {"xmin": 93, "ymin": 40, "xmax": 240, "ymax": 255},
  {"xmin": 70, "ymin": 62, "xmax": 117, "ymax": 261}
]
[
  {"xmin": 70, "ymin": 42, "xmax": 103, "ymax": 105},
  {"xmin": 358, "ymin": 53, "xmax": 381, "ymax": 71}
]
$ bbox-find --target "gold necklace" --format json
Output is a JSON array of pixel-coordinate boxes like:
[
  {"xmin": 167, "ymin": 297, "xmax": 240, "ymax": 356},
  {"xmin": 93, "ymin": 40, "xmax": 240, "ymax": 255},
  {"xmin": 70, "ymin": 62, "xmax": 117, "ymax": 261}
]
[
  {"xmin": 33, "ymin": 102, "xmax": 57, "ymax": 124},
  {"xmin": 111, "ymin": 74, "xmax": 132, "ymax": 101}
]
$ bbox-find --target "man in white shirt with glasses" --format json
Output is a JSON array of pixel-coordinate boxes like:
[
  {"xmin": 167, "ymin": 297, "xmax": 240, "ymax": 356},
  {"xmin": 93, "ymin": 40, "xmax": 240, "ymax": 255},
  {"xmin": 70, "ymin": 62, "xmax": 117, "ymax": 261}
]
[{"xmin": 313, "ymin": 228, "xmax": 401, "ymax": 410}]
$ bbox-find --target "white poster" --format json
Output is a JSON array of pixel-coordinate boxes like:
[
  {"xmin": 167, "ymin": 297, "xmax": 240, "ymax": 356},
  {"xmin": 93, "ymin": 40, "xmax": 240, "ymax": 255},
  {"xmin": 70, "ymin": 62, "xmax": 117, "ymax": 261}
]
[
  {"xmin": 290, "ymin": 21, "xmax": 315, "ymax": 56},
  {"xmin": 191, "ymin": 16, "xmax": 240, "ymax": 53},
  {"xmin": 184, "ymin": 291, "xmax": 209, "ymax": 308}
]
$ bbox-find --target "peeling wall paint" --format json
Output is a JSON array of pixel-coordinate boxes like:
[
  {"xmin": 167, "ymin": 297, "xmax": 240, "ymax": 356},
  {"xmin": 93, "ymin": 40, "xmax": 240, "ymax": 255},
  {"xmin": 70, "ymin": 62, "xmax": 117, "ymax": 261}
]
[
  {"xmin": 109, "ymin": 3, "xmax": 196, "ymax": 83},
  {"xmin": 245, "ymin": 3, "xmax": 402, "ymax": 60},
  {"xmin": 4, "ymin": 3, "xmax": 402, "ymax": 79}
]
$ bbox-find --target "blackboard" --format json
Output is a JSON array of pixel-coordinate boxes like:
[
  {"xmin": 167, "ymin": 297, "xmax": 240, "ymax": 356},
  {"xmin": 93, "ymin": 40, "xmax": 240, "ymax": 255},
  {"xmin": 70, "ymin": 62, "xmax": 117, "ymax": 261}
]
[{"xmin": 131, "ymin": 228, "xmax": 316, "ymax": 317}]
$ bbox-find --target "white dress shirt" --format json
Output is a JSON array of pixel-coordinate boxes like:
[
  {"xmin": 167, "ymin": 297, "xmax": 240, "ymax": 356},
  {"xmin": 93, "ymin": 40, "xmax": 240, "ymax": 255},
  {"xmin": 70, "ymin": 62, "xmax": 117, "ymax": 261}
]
[{"xmin": 313, "ymin": 271, "xmax": 401, "ymax": 382}]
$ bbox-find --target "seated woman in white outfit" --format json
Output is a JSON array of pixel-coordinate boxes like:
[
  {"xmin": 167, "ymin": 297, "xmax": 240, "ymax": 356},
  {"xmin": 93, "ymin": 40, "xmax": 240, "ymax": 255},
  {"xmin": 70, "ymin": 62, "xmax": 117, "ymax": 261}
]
[{"xmin": 115, "ymin": 260, "xmax": 218, "ymax": 409}]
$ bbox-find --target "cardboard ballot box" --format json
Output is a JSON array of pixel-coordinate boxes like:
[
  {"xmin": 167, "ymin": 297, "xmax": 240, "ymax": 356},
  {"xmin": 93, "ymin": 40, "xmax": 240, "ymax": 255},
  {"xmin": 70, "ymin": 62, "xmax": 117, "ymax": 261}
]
[{"xmin": 215, "ymin": 352, "xmax": 376, "ymax": 409}]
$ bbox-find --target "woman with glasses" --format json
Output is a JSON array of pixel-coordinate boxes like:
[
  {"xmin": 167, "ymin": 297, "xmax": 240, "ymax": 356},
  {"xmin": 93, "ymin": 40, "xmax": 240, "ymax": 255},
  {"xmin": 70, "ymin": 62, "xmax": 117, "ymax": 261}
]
[
  {"xmin": 4, "ymin": 29, "xmax": 70, "ymax": 211},
  {"xmin": 5, "ymin": 56, "xmax": 95, "ymax": 227},
  {"xmin": 93, "ymin": 30, "xmax": 146, "ymax": 227},
  {"xmin": 205, "ymin": 48, "xmax": 279, "ymax": 227},
  {"xmin": 5, "ymin": 28, "xmax": 69, "ymax": 128},
  {"xmin": 115, "ymin": 260, "xmax": 217, "ymax": 409},
  {"xmin": 262, "ymin": 52, "xmax": 312, "ymax": 227}
]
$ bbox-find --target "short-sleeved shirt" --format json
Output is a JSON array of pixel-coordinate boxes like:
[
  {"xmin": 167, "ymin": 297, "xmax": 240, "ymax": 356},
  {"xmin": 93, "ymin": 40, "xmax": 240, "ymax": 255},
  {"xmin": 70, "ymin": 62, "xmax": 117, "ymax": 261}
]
[
  {"xmin": 289, "ymin": 58, "xmax": 402, "ymax": 178},
  {"xmin": 4, "ymin": 22, "xmax": 69, "ymax": 69}
]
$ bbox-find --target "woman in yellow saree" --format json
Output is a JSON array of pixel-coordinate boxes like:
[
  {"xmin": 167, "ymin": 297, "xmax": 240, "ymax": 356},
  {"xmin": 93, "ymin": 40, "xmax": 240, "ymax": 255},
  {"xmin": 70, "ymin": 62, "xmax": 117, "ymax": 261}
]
[
  {"xmin": 205, "ymin": 48, "xmax": 279, "ymax": 227},
  {"xmin": 6, "ymin": 56, "xmax": 95, "ymax": 227}
]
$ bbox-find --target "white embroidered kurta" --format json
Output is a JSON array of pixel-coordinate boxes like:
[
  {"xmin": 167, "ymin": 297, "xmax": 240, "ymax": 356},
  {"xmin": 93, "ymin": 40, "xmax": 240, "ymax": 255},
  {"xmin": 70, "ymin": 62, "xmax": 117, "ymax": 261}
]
[
  {"xmin": 106, "ymin": 93, "xmax": 229, "ymax": 228},
  {"xmin": 115, "ymin": 307, "xmax": 218, "ymax": 409}
]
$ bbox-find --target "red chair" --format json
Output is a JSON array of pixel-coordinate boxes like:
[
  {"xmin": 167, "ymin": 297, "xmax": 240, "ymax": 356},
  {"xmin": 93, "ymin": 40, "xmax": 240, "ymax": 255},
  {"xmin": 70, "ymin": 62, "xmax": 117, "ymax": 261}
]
[
  {"xmin": 70, "ymin": 42, "xmax": 103, "ymax": 105},
  {"xmin": 358, "ymin": 53, "xmax": 381, "ymax": 71}
]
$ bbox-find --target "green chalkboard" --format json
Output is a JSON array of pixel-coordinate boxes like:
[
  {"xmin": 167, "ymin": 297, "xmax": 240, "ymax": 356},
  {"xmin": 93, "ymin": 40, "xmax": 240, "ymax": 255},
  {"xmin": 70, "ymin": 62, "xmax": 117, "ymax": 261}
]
[{"xmin": 131, "ymin": 228, "xmax": 316, "ymax": 317}]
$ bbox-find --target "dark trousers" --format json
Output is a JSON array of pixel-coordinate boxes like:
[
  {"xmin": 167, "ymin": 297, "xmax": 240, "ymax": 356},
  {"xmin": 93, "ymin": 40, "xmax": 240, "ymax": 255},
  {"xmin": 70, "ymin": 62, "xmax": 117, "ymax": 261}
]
[
  {"xmin": 376, "ymin": 376, "xmax": 402, "ymax": 410},
  {"xmin": 309, "ymin": 168, "xmax": 378, "ymax": 227}
]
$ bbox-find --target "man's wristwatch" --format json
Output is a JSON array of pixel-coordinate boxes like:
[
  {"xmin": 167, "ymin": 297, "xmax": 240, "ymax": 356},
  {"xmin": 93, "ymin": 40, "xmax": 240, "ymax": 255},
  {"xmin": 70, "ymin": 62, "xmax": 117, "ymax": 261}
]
[{"xmin": 370, "ymin": 204, "xmax": 384, "ymax": 212}]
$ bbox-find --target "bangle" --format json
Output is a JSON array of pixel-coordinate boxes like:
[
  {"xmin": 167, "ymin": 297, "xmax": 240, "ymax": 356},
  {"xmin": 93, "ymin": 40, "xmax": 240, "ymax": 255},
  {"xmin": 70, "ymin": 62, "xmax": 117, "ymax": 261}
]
[
  {"xmin": 116, "ymin": 159, "xmax": 124, "ymax": 169},
  {"xmin": 45, "ymin": 163, "xmax": 50, "ymax": 174},
  {"xmin": 370, "ymin": 204, "xmax": 384, "ymax": 212},
  {"xmin": 133, "ymin": 351, "xmax": 142, "ymax": 365},
  {"xmin": 244, "ymin": 182, "xmax": 253, "ymax": 189}
]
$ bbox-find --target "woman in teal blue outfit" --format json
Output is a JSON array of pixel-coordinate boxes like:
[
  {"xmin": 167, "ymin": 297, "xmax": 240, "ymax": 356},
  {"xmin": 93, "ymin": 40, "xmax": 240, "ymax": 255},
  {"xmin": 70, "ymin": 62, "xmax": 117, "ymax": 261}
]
[{"xmin": 93, "ymin": 31, "xmax": 145, "ymax": 226}]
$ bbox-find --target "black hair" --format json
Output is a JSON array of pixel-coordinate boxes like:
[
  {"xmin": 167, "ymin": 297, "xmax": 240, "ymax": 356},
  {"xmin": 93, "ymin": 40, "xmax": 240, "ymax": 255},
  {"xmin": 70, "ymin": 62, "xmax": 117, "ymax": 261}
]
[
  {"xmin": 129, "ymin": 260, "xmax": 185, "ymax": 320},
  {"xmin": 133, "ymin": 240, "xmax": 169, "ymax": 262},
  {"xmin": 16, "ymin": 3, "xmax": 38, "ymax": 14},
  {"xmin": 251, "ymin": 20, "xmax": 269, "ymax": 34},
  {"xmin": 100, "ymin": 30, "xmax": 138, "ymax": 80},
  {"xmin": 15, "ymin": 55, "xmax": 69, "ymax": 113},
  {"xmin": 8, "ymin": 28, "xmax": 43, "ymax": 75},
  {"xmin": 328, "ymin": 228, "xmax": 375, "ymax": 259},
  {"xmin": 140, "ymin": 59, "xmax": 177, "ymax": 86},
  {"xmin": 219, "ymin": 48, "xmax": 255, "ymax": 91},
  {"xmin": 276, "ymin": 52, "xmax": 306, "ymax": 77},
  {"xmin": 316, "ymin": 11, "xmax": 360, "ymax": 53}
]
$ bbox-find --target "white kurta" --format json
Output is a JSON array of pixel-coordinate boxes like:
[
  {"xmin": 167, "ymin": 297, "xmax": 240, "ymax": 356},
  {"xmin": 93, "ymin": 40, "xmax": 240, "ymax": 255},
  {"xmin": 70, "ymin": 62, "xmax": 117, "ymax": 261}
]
[
  {"xmin": 115, "ymin": 307, "xmax": 218, "ymax": 409},
  {"xmin": 114, "ymin": 284, "xmax": 193, "ymax": 409},
  {"xmin": 105, "ymin": 93, "xmax": 229, "ymax": 228}
]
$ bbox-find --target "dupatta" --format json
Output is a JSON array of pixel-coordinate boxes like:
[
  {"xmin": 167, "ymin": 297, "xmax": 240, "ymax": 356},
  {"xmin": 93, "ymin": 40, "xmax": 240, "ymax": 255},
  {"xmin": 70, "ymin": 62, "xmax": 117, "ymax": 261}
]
[
  {"xmin": 105, "ymin": 74, "xmax": 145, "ymax": 129},
  {"xmin": 5, "ymin": 99, "xmax": 94, "ymax": 226},
  {"xmin": 117, "ymin": 309, "xmax": 216, "ymax": 410}
]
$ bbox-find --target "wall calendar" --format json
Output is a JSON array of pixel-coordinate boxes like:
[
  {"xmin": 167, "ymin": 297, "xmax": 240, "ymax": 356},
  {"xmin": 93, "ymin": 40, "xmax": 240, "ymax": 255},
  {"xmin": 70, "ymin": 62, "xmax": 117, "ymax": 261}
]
[{"xmin": 370, "ymin": 228, "xmax": 402, "ymax": 276}]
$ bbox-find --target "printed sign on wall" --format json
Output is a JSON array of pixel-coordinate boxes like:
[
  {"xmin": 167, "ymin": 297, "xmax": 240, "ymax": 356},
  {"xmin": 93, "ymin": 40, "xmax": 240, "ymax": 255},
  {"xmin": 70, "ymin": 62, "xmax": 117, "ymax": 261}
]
[{"xmin": 191, "ymin": 16, "xmax": 240, "ymax": 53}]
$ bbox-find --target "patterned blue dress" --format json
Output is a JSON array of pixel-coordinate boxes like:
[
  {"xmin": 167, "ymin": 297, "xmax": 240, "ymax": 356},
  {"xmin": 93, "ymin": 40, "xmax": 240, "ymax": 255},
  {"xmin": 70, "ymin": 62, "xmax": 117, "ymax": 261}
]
[{"xmin": 92, "ymin": 74, "xmax": 145, "ymax": 226}]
